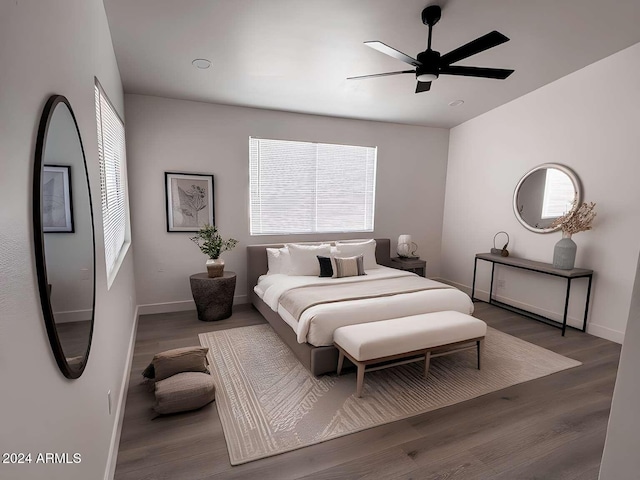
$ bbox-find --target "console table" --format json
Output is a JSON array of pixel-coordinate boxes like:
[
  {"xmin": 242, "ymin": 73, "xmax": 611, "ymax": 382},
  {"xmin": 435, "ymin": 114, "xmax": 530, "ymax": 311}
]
[{"xmin": 471, "ymin": 253, "xmax": 593, "ymax": 336}]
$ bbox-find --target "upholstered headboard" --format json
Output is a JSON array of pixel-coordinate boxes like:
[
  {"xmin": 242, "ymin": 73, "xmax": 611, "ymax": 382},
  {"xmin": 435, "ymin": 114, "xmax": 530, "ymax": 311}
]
[{"xmin": 246, "ymin": 239, "xmax": 392, "ymax": 305}]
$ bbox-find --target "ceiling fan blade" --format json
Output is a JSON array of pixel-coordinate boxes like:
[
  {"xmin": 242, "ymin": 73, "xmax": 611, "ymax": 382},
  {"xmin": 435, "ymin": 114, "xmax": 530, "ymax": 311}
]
[
  {"xmin": 440, "ymin": 31, "xmax": 510, "ymax": 66},
  {"xmin": 347, "ymin": 70, "xmax": 415, "ymax": 80},
  {"xmin": 415, "ymin": 81, "xmax": 432, "ymax": 93},
  {"xmin": 439, "ymin": 65, "xmax": 514, "ymax": 79},
  {"xmin": 364, "ymin": 41, "xmax": 422, "ymax": 67}
]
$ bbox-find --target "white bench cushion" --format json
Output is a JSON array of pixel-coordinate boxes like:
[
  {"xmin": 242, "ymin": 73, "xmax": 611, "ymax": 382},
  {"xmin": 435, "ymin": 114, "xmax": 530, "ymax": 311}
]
[{"xmin": 334, "ymin": 311, "xmax": 487, "ymax": 362}]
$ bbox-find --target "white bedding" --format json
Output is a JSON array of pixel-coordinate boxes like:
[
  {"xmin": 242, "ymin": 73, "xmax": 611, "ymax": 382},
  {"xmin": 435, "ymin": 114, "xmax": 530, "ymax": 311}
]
[{"xmin": 255, "ymin": 266, "xmax": 474, "ymax": 346}]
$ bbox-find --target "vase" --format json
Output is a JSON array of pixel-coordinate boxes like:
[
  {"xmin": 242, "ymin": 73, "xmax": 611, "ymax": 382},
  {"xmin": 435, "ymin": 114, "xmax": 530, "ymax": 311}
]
[
  {"xmin": 206, "ymin": 258, "xmax": 224, "ymax": 278},
  {"xmin": 553, "ymin": 232, "xmax": 577, "ymax": 270}
]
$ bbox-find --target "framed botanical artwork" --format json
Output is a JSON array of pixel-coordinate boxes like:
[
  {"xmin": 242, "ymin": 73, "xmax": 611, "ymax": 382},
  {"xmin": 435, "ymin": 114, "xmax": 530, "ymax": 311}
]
[
  {"xmin": 165, "ymin": 172, "xmax": 215, "ymax": 232},
  {"xmin": 43, "ymin": 165, "xmax": 74, "ymax": 233}
]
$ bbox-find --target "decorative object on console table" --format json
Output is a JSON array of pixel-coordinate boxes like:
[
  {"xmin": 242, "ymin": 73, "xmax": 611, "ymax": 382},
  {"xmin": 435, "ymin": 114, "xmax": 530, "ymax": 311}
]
[
  {"xmin": 190, "ymin": 224, "xmax": 238, "ymax": 278},
  {"xmin": 549, "ymin": 201, "xmax": 596, "ymax": 270},
  {"xmin": 397, "ymin": 234, "xmax": 418, "ymax": 258},
  {"xmin": 490, "ymin": 231, "xmax": 509, "ymax": 257},
  {"xmin": 390, "ymin": 256, "xmax": 426, "ymax": 277},
  {"xmin": 190, "ymin": 272, "xmax": 236, "ymax": 321}
]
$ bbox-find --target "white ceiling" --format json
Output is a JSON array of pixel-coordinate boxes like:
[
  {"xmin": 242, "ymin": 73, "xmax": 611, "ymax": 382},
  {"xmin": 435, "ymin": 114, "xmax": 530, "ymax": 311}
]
[{"xmin": 104, "ymin": 0, "xmax": 640, "ymax": 128}]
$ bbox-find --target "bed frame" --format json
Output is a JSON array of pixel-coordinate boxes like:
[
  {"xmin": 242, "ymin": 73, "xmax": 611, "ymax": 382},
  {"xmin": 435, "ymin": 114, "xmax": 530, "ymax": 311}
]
[{"xmin": 247, "ymin": 239, "xmax": 393, "ymax": 376}]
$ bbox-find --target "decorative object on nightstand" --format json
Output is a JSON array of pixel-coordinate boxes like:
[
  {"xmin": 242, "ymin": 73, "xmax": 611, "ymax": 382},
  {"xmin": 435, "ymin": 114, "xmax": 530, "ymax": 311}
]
[
  {"xmin": 390, "ymin": 257, "xmax": 427, "ymax": 277},
  {"xmin": 190, "ymin": 271, "xmax": 237, "ymax": 321},
  {"xmin": 490, "ymin": 231, "xmax": 510, "ymax": 257},
  {"xmin": 190, "ymin": 224, "xmax": 238, "ymax": 277},
  {"xmin": 397, "ymin": 234, "xmax": 418, "ymax": 258},
  {"xmin": 549, "ymin": 201, "xmax": 596, "ymax": 270}
]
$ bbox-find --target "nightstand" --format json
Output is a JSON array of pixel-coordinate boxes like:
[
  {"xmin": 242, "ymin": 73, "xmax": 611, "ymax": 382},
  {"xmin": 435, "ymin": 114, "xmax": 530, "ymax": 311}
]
[
  {"xmin": 390, "ymin": 257, "xmax": 426, "ymax": 277},
  {"xmin": 189, "ymin": 271, "xmax": 236, "ymax": 321}
]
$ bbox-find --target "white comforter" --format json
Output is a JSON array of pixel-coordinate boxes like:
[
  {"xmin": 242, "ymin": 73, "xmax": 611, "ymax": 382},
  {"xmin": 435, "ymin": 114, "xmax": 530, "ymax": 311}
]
[{"xmin": 255, "ymin": 266, "xmax": 474, "ymax": 346}]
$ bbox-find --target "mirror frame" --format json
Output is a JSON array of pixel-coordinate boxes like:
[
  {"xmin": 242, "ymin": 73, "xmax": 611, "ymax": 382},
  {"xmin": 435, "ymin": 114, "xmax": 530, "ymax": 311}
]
[
  {"xmin": 33, "ymin": 95, "xmax": 96, "ymax": 379},
  {"xmin": 513, "ymin": 163, "xmax": 582, "ymax": 234}
]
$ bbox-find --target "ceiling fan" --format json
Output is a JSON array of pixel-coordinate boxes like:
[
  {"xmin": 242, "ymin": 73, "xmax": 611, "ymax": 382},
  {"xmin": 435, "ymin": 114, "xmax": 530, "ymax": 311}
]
[{"xmin": 348, "ymin": 5, "xmax": 514, "ymax": 93}]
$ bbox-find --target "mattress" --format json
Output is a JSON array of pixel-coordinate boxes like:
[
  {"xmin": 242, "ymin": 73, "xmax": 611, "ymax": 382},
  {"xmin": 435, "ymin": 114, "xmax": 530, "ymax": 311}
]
[{"xmin": 254, "ymin": 266, "xmax": 474, "ymax": 347}]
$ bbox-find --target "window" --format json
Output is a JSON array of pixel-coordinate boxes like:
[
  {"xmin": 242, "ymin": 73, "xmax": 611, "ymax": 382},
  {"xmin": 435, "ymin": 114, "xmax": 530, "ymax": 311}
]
[
  {"xmin": 249, "ymin": 137, "xmax": 377, "ymax": 235},
  {"xmin": 541, "ymin": 168, "xmax": 575, "ymax": 219},
  {"xmin": 95, "ymin": 80, "xmax": 130, "ymax": 287}
]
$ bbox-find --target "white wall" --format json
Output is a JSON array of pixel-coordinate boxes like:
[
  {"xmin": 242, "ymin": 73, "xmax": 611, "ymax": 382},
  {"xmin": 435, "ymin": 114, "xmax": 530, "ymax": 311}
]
[
  {"xmin": 441, "ymin": 42, "xmax": 640, "ymax": 343},
  {"xmin": 599, "ymin": 253, "xmax": 640, "ymax": 478},
  {"xmin": 0, "ymin": 2, "xmax": 137, "ymax": 480},
  {"xmin": 124, "ymin": 94, "xmax": 450, "ymax": 310}
]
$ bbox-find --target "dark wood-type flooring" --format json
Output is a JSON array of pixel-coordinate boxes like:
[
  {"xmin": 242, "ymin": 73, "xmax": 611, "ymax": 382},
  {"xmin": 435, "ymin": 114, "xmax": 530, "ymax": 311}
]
[{"xmin": 115, "ymin": 302, "xmax": 621, "ymax": 480}]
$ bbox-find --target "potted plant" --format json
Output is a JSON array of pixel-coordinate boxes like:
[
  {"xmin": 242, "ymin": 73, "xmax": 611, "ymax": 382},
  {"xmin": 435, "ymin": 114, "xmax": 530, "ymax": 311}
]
[
  {"xmin": 549, "ymin": 201, "xmax": 596, "ymax": 270},
  {"xmin": 190, "ymin": 224, "xmax": 238, "ymax": 277}
]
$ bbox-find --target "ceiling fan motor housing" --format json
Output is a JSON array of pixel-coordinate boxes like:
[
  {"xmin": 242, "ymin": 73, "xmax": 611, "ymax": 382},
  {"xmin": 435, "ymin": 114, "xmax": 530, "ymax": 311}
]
[{"xmin": 416, "ymin": 49, "xmax": 440, "ymax": 81}]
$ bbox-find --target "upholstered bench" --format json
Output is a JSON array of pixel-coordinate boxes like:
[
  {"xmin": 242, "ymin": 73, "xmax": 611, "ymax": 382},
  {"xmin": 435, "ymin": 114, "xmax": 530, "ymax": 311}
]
[{"xmin": 334, "ymin": 311, "xmax": 487, "ymax": 397}]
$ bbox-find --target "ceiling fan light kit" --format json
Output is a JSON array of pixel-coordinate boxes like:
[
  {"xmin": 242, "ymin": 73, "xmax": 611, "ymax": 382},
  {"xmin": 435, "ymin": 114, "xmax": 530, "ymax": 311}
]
[{"xmin": 349, "ymin": 5, "xmax": 515, "ymax": 93}]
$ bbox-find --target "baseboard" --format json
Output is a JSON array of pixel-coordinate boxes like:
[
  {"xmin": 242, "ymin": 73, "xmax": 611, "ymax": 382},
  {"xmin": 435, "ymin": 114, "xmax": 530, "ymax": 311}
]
[
  {"xmin": 51, "ymin": 308, "xmax": 93, "ymax": 323},
  {"xmin": 137, "ymin": 300, "xmax": 196, "ymax": 315},
  {"xmin": 104, "ymin": 305, "xmax": 139, "ymax": 480},
  {"xmin": 585, "ymin": 323, "xmax": 625, "ymax": 344},
  {"xmin": 137, "ymin": 295, "xmax": 249, "ymax": 316},
  {"xmin": 442, "ymin": 278, "xmax": 625, "ymax": 344}
]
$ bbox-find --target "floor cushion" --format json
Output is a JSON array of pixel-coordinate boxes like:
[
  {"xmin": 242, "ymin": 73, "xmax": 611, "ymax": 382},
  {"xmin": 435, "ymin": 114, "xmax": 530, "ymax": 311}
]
[{"xmin": 154, "ymin": 371, "xmax": 215, "ymax": 415}]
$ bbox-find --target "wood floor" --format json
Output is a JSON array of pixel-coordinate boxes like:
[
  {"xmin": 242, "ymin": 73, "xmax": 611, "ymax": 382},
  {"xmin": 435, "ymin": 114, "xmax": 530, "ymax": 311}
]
[{"xmin": 114, "ymin": 302, "xmax": 621, "ymax": 480}]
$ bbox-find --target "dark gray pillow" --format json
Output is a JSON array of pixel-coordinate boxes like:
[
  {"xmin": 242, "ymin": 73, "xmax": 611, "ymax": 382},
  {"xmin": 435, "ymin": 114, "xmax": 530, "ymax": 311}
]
[
  {"xmin": 317, "ymin": 255, "xmax": 334, "ymax": 278},
  {"xmin": 154, "ymin": 372, "xmax": 215, "ymax": 415}
]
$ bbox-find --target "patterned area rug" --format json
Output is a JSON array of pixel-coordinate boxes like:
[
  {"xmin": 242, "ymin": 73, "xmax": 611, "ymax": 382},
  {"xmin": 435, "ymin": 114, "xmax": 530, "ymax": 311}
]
[{"xmin": 199, "ymin": 324, "xmax": 580, "ymax": 465}]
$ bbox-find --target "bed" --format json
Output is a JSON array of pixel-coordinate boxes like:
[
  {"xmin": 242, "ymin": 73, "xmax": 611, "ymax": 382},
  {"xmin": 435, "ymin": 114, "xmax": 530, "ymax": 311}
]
[{"xmin": 247, "ymin": 239, "xmax": 473, "ymax": 375}]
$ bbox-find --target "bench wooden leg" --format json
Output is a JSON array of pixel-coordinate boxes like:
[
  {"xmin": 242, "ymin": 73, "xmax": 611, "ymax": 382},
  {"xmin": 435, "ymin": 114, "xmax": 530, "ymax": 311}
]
[
  {"xmin": 356, "ymin": 363, "xmax": 365, "ymax": 397},
  {"xmin": 477, "ymin": 339, "xmax": 483, "ymax": 370},
  {"xmin": 424, "ymin": 351, "xmax": 431, "ymax": 378},
  {"xmin": 337, "ymin": 349, "xmax": 344, "ymax": 375}
]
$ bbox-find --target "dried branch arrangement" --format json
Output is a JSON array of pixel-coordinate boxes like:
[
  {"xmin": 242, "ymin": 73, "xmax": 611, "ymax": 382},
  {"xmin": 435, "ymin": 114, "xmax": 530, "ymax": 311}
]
[{"xmin": 550, "ymin": 201, "xmax": 597, "ymax": 235}]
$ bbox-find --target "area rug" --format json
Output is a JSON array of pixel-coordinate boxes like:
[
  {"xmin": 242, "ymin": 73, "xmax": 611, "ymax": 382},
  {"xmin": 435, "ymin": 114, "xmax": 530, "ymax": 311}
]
[{"xmin": 199, "ymin": 324, "xmax": 580, "ymax": 465}]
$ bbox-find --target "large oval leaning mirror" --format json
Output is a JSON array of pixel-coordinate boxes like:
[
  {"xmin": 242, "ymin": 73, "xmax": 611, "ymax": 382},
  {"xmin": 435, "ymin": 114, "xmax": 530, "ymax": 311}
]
[
  {"xmin": 513, "ymin": 163, "xmax": 582, "ymax": 234},
  {"xmin": 33, "ymin": 95, "xmax": 96, "ymax": 379}
]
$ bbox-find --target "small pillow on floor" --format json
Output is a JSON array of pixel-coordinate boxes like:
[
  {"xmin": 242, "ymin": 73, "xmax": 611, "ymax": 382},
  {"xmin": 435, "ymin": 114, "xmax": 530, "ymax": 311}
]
[
  {"xmin": 145, "ymin": 346, "xmax": 210, "ymax": 382},
  {"xmin": 154, "ymin": 372, "xmax": 216, "ymax": 415}
]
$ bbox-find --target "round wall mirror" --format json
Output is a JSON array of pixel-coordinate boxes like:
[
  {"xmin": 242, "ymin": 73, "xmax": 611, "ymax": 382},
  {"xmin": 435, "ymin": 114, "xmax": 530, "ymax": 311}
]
[
  {"xmin": 513, "ymin": 163, "xmax": 582, "ymax": 234},
  {"xmin": 33, "ymin": 95, "xmax": 96, "ymax": 379}
]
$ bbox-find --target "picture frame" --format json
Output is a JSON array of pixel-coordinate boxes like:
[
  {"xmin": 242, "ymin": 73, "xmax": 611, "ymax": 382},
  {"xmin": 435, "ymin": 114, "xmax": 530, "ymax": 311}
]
[
  {"xmin": 43, "ymin": 165, "xmax": 74, "ymax": 233},
  {"xmin": 165, "ymin": 172, "xmax": 215, "ymax": 232}
]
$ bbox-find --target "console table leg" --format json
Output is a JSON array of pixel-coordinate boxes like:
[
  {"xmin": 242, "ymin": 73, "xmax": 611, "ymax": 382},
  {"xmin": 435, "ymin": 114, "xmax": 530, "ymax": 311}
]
[
  {"xmin": 562, "ymin": 279, "xmax": 572, "ymax": 336},
  {"xmin": 489, "ymin": 263, "xmax": 496, "ymax": 304},
  {"xmin": 583, "ymin": 274, "xmax": 593, "ymax": 332},
  {"xmin": 471, "ymin": 258, "xmax": 478, "ymax": 301}
]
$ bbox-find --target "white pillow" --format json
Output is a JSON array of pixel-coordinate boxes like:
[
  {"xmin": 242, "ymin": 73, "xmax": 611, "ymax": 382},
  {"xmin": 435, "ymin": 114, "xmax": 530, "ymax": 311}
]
[
  {"xmin": 266, "ymin": 247, "xmax": 291, "ymax": 275},
  {"xmin": 335, "ymin": 239, "xmax": 378, "ymax": 270},
  {"xmin": 286, "ymin": 243, "xmax": 332, "ymax": 276}
]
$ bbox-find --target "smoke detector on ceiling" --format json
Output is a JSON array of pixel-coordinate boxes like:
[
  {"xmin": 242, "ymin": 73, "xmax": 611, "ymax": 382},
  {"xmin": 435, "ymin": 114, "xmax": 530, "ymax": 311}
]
[{"xmin": 192, "ymin": 58, "xmax": 212, "ymax": 69}]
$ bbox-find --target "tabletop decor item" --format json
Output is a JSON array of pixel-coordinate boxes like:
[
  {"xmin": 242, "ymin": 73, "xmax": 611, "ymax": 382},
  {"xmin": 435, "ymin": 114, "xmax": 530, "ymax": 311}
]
[
  {"xmin": 490, "ymin": 231, "xmax": 510, "ymax": 257},
  {"xmin": 190, "ymin": 224, "xmax": 238, "ymax": 277},
  {"xmin": 549, "ymin": 202, "xmax": 596, "ymax": 270},
  {"xmin": 397, "ymin": 234, "xmax": 418, "ymax": 258}
]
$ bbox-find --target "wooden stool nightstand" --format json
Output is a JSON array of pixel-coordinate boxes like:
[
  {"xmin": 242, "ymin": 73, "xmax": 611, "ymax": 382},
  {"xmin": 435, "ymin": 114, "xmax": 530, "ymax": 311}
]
[{"xmin": 390, "ymin": 257, "xmax": 426, "ymax": 277}]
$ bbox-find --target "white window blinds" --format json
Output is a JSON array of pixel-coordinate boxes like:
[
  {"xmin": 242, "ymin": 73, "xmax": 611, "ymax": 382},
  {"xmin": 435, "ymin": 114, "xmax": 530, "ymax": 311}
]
[
  {"xmin": 249, "ymin": 137, "xmax": 377, "ymax": 235},
  {"xmin": 95, "ymin": 81, "xmax": 128, "ymax": 284},
  {"xmin": 541, "ymin": 168, "xmax": 575, "ymax": 219}
]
